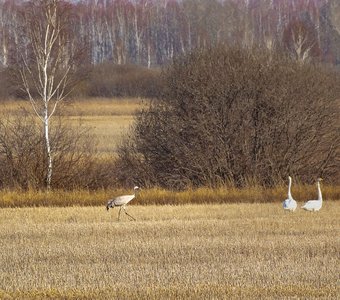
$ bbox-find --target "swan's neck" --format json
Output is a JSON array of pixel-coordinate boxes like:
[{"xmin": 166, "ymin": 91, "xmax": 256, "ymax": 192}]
[
  {"xmin": 317, "ymin": 182, "xmax": 322, "ymax": 201},
  {"xmin": 288, "ymin": 178, "xmax": 292, "ymax": 199}
]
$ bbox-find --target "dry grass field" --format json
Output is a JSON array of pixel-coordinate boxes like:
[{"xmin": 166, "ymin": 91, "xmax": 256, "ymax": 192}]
[
  {"xmin": 0, "ymin": 203, "xmax": 339, "ymax": 299},
  {"xmin": 0, "ymin": 98, "xmax": 145, "ymax": 154},
  {"xmin": 61, "ymin": 99, "xmax": 144, "ymax": 154}
]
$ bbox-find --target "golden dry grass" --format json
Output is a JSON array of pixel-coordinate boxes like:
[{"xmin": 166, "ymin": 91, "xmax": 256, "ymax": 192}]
[
  {"xmin": 0, "ymin": 98, "xmax": 146, "ymax": 116},
  {"xmin": 0, "ymin": 203, "xmax": 339, "ymax": 299},
  {"xmin": 62, "ymin": 97, "xmax": 147, "ymax": 116},
  {"xmin": 67, "ymin": 115, "xmax": 134, "ymax": 154},
  {"xmin": 62, "ymin": 99, "xmax": 140, "ymax": 154},
  {"xmin": 0, "ymin": 98, "xmax": 146, "ymax": 154},
  {"xmin": 0, "ymin": 184, "xmax": 339, "ymax": 208}
]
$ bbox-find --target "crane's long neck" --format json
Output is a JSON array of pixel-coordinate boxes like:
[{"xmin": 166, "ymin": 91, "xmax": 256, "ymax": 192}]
[
  {"xmin": 317, "ymin": 181, "xmax": 322, "ymax": 201},
  {"xmin": 288, "ymin": 177, "xmax": 292, "ymax": 199}
]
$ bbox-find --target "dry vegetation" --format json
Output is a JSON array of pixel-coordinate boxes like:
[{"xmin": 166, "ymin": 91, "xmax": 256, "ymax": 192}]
[
  {"xmin": 0, "ymin": 98, "xmax": 145, "ymax": 154},
  {"xmin": 0, "ymin": 203, "xmax": 339, "ymax": 299},
  {"xmin": 118, "ymin": 47, "xmax": 340, "ymax": 188},
  {"xmin": 0, "ymin": 184, "xmax": 340, "ymax": 208},
  {"xmin": 0, "ymin": 98, "xmax": 144, "ymax": 116}
]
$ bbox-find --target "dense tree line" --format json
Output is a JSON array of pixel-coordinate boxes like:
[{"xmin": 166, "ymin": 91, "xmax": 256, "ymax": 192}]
[
  {"xmin": 0, "ymin": 0, "xmax": 340, "ymax": 70},
  {"xmin": 1, "ymin": 0, "xmax": 340, "ymax": 99}
]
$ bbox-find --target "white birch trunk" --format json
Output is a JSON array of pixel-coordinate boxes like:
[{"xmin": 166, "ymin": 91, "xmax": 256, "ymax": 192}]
[
  {"xmin": 147, "ymin": 42, "xmax": 151, "ymax": 68},
  {"xmin": 18, "ymin": 0, "xmax": 76, "ymax": 190},
  {"xmin": 44, "ymin": 114, "xmax": 53, "ymax": 188}
]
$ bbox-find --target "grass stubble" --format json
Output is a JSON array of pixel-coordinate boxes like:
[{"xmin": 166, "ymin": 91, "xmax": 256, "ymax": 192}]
[{"xmin": 0, "ymin": 202, "xmax": 339, "ymax": 299}]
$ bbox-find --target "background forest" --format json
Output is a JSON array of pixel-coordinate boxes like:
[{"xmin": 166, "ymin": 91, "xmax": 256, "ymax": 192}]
[
  {"xmin": 0, "ymin": 0, "xmax": 340, "ymax": 99},
  {"xmin": 1, "ymin": 0, "xmax": 340, "ymax": 67}
]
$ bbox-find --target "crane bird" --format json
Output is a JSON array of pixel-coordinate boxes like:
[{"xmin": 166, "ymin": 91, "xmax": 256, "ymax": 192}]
[
  {"xmin": 302, "ymin": 178, "xmax": 323, "ymax": 212},
  {"xmin": 282, "ymin": 176, "xmax": 297, "ymax": 212},
  {"xmin": 106, "ymin": 186, "xmax": 140, "ymax": 221}
]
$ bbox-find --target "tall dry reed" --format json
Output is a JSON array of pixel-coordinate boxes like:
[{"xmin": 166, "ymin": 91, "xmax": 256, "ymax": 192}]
[{"xmin": 0, "ymin": 184, "xmax": 339, "ymax": 208}]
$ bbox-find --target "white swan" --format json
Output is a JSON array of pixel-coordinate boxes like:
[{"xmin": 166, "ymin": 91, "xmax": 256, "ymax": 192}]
[
  {"xmin": 302, "ymin": 178, "xmax": 323, "ymax": 212},
  {"xmin": 282, "ymin": 176, "xmax": 297, "ymax": 212}
]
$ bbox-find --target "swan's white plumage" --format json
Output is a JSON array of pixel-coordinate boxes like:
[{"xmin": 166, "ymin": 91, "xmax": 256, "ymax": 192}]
[
  {"xmin": 282, "ymin": 176, "xmax": 297, "ymax": 212},
  {"xmin": 302, "ymin": 178, "xmax": 323, "ymax": 212}
]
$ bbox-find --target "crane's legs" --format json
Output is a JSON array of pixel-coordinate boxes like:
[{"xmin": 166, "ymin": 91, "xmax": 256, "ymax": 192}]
[
  {"xmin": 117, "ymin": 206, "xmax": 136, "ymax": 221},
  {"xmin": 118, "ymin": 207, "xmax": 122, "ymax": 221},
  {"xmin": 123, "ymin": 206, "xmax": 136, "ymax": 221}
]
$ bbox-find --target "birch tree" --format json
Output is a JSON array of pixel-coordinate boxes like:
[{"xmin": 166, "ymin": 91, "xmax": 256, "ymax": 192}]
[
  {"xmin": 16, "ymin": 0, "xmax": 80, "ymax": 189},
  {"xmin": 283, "ymin": 19, "xmax": 320, "ymax": 63}
]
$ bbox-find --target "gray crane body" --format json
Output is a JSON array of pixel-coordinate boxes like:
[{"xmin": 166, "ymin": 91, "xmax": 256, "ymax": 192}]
[{"xmin": 106, "ymin": 186, "xmax": 139, "ymax": 221}]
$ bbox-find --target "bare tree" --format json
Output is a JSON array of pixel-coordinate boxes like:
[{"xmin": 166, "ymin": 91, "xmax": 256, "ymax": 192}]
[
  {"xmin": 0, "ymin": 111, "xmax": 106, "ymax": 190},
  {"xmin": 283, "ymin": 19, "xmax": 320, "ymax": 63},
  {"xmin": 14, "ymin": 0, "xmax": 81, "ymax": 189},
  {"xmin": 116, "ymin": 46, "xmax": 340, "ymax": 189}
]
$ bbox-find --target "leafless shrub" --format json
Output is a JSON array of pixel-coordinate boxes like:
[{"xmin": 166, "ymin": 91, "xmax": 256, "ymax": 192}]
[
  {"xmin": 0, "ymin": 68, "xmax": 12, "ymax": 100},
  {"xmin": 0, "ymin": 111, "xmax": 110, "ymax": 190},
  {"xmin": 116, "ymin": 46, "xmax": 340, "ymax": 188}
]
